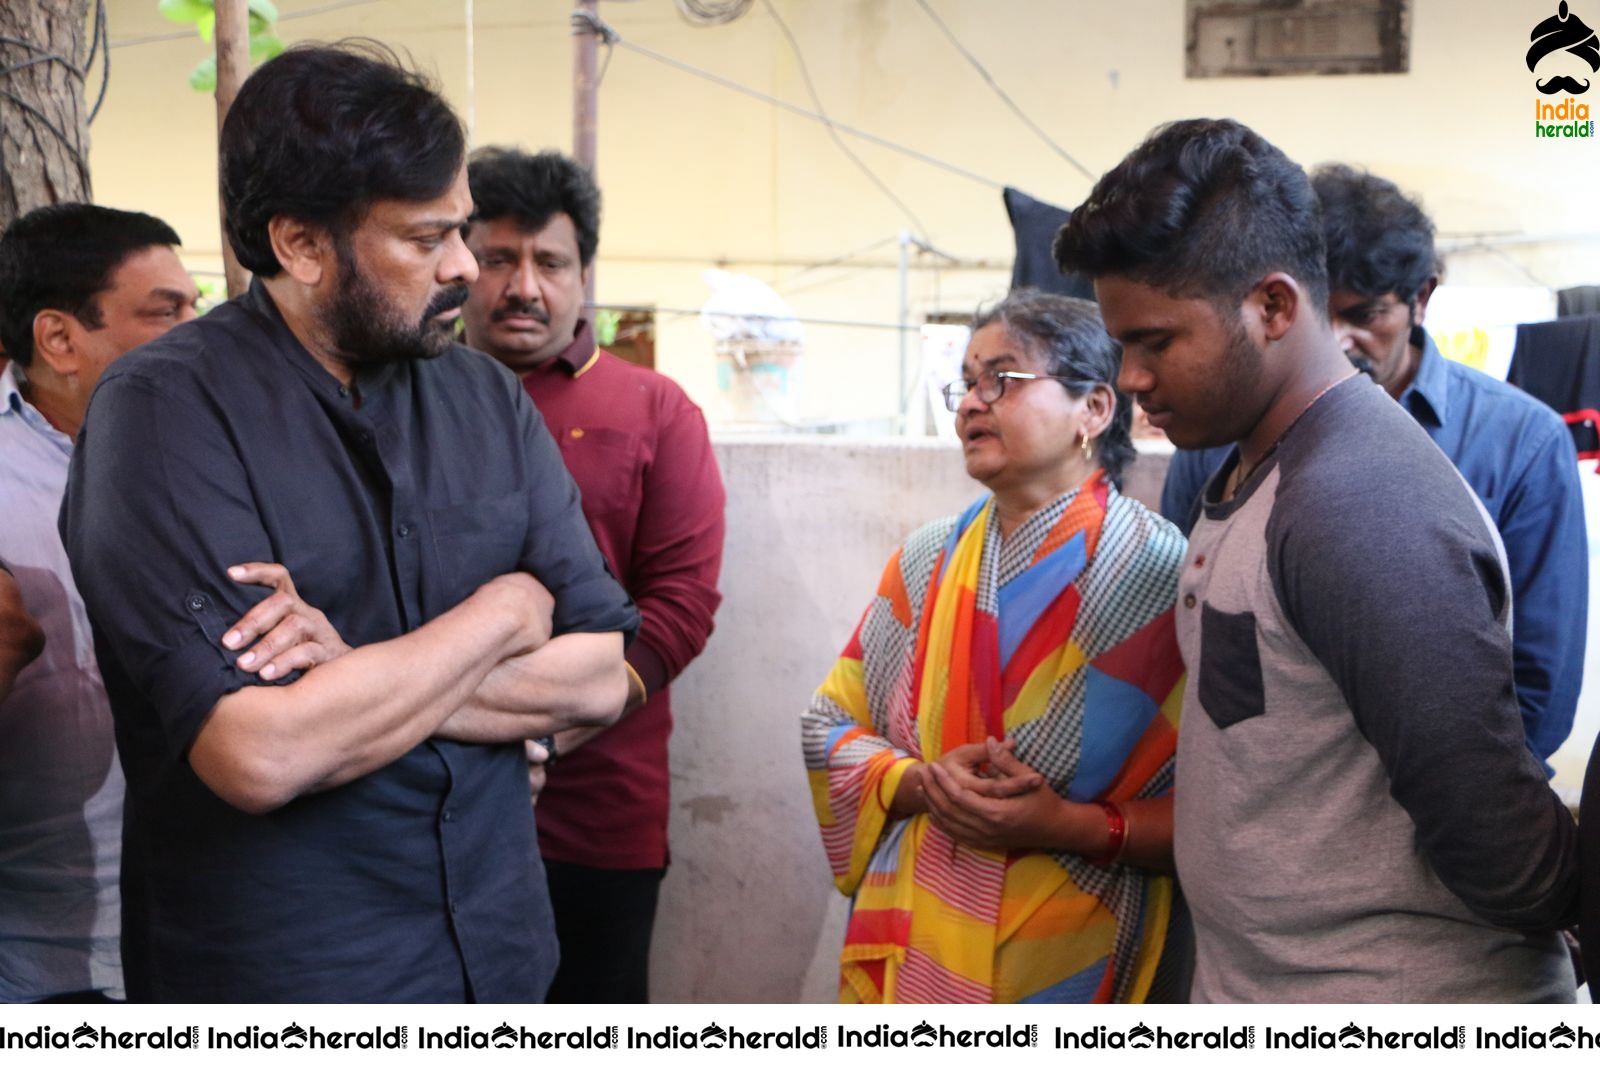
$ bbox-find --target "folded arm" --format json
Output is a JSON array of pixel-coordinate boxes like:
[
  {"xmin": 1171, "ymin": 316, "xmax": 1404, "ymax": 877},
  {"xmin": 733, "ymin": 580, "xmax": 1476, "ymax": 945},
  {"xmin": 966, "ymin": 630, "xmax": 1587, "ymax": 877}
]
[
  {"xmin": 544, "ymin": 400, "xmax": 726, "ymax": 764},
  {"xmin": 190, "ymin": 573, "xmax": 550, "ymax": 814},
  {"xmin": 431, "ymin": 630, "xmax": 629, "ymax": 744}
]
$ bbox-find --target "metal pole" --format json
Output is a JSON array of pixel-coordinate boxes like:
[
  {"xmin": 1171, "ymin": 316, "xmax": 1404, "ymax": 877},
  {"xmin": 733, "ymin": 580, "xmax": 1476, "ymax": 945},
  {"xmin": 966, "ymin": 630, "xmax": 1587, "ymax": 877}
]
[
  {"xmin": 464, "ymin": 0, "xmax": 476, "ymax": 146},
  {"xmin": 897, "ymin": 230, "xmax": 911, "ymax": 432},
  {"xmin": 573, "ymin": 0, "xmax": 599, "ymax": 307},
  {"xmin": 214, "ymin": 0, "xmax": 251, "ymax": 298}
]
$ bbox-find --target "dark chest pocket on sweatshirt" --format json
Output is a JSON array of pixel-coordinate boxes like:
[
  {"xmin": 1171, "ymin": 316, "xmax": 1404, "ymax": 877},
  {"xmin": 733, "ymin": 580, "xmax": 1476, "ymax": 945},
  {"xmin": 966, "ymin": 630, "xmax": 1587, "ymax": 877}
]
[
  {"xmin": 428, "ymin": 496, "xmax": 527, "ymax": 604},
  {"xmin": 1198, "ymin": 604, "xmax": 1266, "ymax": 729}
]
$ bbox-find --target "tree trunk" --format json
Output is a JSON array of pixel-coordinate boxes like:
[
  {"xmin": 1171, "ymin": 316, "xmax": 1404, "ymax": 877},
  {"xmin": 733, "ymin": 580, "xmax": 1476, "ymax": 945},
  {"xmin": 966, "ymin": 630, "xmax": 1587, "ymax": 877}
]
[
  {"xmin": 0, "ymin": 0, "xmax": 91, "ymax": 229},
  {"xmin": 214, "ymin": 0, "xmax": 250, "ymax": 297}
]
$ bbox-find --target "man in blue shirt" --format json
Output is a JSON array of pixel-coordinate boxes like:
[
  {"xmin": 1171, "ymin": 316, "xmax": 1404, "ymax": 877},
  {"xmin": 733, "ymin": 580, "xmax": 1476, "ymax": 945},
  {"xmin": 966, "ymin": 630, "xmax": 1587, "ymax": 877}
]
[
  {"xmin": 1161, "ymin": 164, "xmax": 1586, "ymax": 767},
  {"xmin": 0, "ymin": 205, "xmax": 200, "ymax": 1003}
]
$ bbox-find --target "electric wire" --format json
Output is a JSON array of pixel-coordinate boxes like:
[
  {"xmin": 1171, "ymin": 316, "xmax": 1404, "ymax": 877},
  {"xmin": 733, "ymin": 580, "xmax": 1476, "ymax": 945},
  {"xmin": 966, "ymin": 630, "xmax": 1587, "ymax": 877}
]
[
  {"xmin": 913, "ymin": 0, "xmax": 1095, "ymax": 183},
  {"xmin": 781, "ymin": 234, "xmax": 900, "ymax": 284},
  {"xmin": 87, "ymin": 0, "xmax": 110, "ymax": 123},
  {"xmin": 760, "ymin": 0, "xmax": 928, "ymax": 240},
  {"xmin": 601, "ymin": 34, "xmax": 1006, "ymax": 191},
  {"xmin": 572, "ymin": 9, "xmax": 619, "ymax": 88},
  {"xmin": 673, "ymin": 0, "xmax": 754, "ymax": 27}
]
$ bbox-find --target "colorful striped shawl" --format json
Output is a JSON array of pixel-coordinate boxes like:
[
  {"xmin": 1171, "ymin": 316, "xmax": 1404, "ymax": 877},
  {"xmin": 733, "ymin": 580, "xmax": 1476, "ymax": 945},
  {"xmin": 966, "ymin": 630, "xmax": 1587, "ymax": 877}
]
[{"xmin": 803, "ymin": 474, "xmax": 1186, "ymax": 1003}]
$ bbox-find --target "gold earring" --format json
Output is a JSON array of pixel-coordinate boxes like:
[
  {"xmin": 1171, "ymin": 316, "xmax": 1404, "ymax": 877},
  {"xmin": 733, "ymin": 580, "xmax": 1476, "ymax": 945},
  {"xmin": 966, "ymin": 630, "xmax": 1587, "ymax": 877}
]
[{"xmin": 1080, "ymin": 432, "xmax": 1094, "ymax": 462}]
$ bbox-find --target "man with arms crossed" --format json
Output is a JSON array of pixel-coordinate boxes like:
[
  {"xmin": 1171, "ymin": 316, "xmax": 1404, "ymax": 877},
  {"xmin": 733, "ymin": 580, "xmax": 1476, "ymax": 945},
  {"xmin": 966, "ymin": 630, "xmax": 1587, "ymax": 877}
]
[
  {"xmin": 62, "ymin": 44, "xmax": 637, "ymax": 1003},
  {"xmin": 462, "ymin": 148, "xmax": 725, "ymax": 1003},
  {"xmin": 1055, "ymin": 118, "xmax": 1578, "ymax": 1001}
]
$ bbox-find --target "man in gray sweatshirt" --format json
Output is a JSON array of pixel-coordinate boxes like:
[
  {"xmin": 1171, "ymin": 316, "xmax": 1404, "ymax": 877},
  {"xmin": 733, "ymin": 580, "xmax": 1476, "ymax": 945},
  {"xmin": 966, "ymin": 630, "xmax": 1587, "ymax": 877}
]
[{"xmin": 1054, "ymin": 118, "xmax": 1579, "ymax": 1002}]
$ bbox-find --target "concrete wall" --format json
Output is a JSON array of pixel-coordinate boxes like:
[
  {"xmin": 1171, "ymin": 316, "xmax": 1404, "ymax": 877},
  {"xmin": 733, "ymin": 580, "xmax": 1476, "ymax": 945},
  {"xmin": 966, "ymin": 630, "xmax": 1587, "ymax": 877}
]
[
  {"xmin": 94, "ymin": 0, "xmax": 1600, "ymax": 427},
  {"xmin": 651, "ymin": 436, "xmax": 1170, "ymax": 1003}
]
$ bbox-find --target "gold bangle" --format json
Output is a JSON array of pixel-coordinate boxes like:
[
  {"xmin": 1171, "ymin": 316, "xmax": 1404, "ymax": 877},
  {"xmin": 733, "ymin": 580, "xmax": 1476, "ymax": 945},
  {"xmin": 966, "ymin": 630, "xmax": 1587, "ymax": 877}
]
[{"xmin": 623, "ymin": 661, "xmax": 648, "ymax": 706}]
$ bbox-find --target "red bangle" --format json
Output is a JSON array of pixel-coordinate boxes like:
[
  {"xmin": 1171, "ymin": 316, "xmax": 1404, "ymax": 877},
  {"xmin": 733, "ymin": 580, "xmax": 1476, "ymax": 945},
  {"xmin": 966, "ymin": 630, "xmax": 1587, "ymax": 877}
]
[{"xmin": 1095, "ymin": 801, "xmax": 1126, "ymax": 864}]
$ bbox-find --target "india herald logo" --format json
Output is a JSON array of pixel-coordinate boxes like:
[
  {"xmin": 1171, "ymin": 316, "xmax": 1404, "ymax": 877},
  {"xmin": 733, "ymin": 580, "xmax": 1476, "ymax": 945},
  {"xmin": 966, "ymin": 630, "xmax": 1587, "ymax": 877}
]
[{"xmin": 1529, "ymin": 1, "xmax": 1598, "ymax": 94}]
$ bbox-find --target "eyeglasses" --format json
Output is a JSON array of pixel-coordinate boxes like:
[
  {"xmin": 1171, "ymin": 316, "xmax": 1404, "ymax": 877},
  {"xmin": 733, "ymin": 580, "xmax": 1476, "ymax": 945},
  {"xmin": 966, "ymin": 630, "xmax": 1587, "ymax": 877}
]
[{"xmin": 941, "ymin": 369, "xmax": 1096, "ymax": 413}]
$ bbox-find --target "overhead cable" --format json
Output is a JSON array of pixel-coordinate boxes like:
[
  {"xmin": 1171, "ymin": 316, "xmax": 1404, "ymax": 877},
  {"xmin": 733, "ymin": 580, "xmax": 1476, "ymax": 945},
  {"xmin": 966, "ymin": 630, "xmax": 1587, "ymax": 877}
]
[
  {"xmin": 913, "ymin": 0, "xmax": 1095, "ymax": 183},
  {"xmin": 578, "ymin": 22, "xmax": 1007, "ymax": 191},
  {"xmin": 673, "ymin": 0, "xmax": 754, "ymax": 27},
  {"xmin": 759, "ymin": 0, "xmax": 928, "ymax": 240}
]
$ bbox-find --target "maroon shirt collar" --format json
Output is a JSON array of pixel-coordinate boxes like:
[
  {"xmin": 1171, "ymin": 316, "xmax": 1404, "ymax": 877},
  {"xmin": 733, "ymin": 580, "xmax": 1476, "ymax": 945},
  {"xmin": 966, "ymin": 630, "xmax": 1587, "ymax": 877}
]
[{"xmin": 546, "ymin": 318, "xmax": 599, "ymax": 376}]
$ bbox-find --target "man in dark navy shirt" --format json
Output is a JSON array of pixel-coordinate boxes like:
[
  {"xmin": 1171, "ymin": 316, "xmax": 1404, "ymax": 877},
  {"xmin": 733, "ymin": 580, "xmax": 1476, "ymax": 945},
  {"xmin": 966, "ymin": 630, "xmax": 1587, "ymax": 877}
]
[
  {"xmin": 60, "ymin": 44, "xmax": 637, "ymax": 1003},
  {"xmin": 1160, "ymin": 165, "xmax": 1586, "ymax": 768}
]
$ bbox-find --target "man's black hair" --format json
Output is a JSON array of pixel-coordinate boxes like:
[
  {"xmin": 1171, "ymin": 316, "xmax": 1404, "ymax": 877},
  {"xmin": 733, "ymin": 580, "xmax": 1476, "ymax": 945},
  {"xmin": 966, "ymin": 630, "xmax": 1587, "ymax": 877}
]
[
  {"xmin": 466, "ymin": 148, "xmax": 601, "ymax": 265},
  {"xmin": 1054, "ymin": 118, "xmax": 1329, "ymax": 312},
  {"xmin": 220, "ymin": 40, "xmax": 466, "ymax": 277},
  {"xmin": 971, "ymin": 288, "xmax": 1138, "ymax": 488},
  {"xmin": 0, "ymin": 202, "xmax": 182, "ymax": 367},
  {"xmin": 1311, "ymin": 163, "xmax": 1438, "ymax": 305}
]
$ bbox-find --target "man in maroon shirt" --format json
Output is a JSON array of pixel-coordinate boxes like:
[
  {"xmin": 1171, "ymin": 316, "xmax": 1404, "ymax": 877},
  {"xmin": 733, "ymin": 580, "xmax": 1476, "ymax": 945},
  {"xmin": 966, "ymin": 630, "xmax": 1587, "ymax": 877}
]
[{"xmin": 462, "ymin": 148, "xmax": 726, "ymax": 1003}]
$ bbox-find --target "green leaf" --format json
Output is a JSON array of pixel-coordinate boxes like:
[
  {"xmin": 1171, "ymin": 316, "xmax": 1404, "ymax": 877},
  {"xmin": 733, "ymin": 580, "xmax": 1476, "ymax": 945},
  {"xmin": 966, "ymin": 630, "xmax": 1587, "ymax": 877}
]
[
  {"xmin": 188, "ymin": 54, "xmax": 217, "ymax": 92},
  {"xmin": 197, "ymin": 9, "xmax": 215, "ymax": 41},
  {"xmin": 249, "ymin": 33, "xmax": 285, "ymax": 62},
  {"xmin": 158, "ymin": 0, "xmax": 212, "ymax": 25},
  {"xmin": 248, "ymin": 0, "xmax": 279, "ymax": 24},
  {"xmin": 595, "ymin": 310, "xmax": 621, "ymax": 346}
]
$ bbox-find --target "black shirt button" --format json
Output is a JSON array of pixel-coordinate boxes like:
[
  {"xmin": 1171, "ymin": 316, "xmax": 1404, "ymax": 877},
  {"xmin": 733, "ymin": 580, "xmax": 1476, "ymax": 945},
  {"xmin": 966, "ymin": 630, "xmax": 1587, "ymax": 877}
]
[
  {"xmin": 442, "ymin": 809, "xmax": 454, "ymax": 823},
  {"xmin": 397, "ymin": 524, "xmax": 412, "ymax": 539},
  {"xmin": 449, "ymin": 900, "xmax": 459, "ymax": 915},
  {"xmin": 1183, "ymin": 593, "xmax": 1197, "ymax": 609},
  {"xmin": 359, "ymin": 431, "xmax": 372, "ymax": 444},
  {"xmin": 337, "ymin": 386, "xmax": 350, "ymax": 398},
  {"xmin": 186, "ymin": 595, "xmax": 205, "ymax": 611}
]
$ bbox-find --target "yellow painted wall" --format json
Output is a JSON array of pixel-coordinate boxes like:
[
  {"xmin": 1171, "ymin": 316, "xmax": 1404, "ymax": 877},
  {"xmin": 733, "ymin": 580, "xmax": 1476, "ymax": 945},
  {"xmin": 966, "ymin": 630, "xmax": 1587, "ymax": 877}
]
[{"xmin": 92, "ymin": 0, "xmax": 1600, "ymax": 425}]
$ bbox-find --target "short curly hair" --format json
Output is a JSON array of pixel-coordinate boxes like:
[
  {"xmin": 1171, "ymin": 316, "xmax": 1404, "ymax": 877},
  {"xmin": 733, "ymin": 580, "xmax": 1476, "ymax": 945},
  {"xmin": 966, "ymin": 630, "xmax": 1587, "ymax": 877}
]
[
  {"xmin": 466, "ymin": 148, "xmax": 602, "ymax": 266},
  {"xmin": 1311, "ymin": 163, "xmax": 1437, "ymax": 305},
  {"xmin": 1054, "ymin": 118, "xmax": 1328, "ymax": 312}
]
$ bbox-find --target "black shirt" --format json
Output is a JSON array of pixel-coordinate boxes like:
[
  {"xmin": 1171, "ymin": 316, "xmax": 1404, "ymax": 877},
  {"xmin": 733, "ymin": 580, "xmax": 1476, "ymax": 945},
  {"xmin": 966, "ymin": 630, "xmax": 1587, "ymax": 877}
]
[{"xmin": 61, "ymin": 282, "xmax": 637, "ymax": 1003}]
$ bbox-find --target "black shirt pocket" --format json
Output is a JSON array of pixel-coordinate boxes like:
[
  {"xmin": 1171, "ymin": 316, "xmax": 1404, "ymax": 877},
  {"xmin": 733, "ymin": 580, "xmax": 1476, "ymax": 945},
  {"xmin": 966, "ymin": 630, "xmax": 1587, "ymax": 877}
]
[
  {"xmin": 426, "ymin": 496, "xmax": 528, "ymax": 608},
  {"xmin": 1198, "ymin": 603, "xmax": 1266, "ymax": 729}
]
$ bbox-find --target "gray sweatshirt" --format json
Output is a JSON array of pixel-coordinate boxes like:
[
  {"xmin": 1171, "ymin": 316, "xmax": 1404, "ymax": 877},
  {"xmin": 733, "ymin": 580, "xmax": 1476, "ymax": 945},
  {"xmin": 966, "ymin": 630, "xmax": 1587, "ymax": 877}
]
[{"xmin": 1174, "ymin": 374, "xmax": 1579, "ymax": 1003}]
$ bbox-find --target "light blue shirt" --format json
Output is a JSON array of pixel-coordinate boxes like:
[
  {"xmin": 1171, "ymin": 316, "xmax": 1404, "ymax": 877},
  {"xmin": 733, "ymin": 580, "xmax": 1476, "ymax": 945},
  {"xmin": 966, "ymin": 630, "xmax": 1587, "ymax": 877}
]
[{"xmin": 0, "ymin": 363, "xmax": 123, "ymax": 1000}]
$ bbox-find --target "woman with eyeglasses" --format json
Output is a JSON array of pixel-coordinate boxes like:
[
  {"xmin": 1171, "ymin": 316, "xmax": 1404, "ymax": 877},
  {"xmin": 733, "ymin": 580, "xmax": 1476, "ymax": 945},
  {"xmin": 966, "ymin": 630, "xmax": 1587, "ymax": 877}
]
[{"xmin": 802, "ymin": 289, "xmax": 1186, "ymax": 1003}]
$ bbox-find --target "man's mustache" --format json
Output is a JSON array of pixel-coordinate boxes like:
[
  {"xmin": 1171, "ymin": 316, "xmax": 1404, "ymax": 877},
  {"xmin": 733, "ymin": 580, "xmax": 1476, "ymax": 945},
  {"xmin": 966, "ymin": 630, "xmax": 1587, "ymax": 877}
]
[
  {"xmin": 491, "ymin": 300, "xmax": 550, "ymax": 324},
  {"xmin": 1537, "ymin": 74, "xmax": 1591, "ymax": 93},
  {"xmin": 424, "ymin": 285, "xmax": 469, "ymax": 318},
  {"xmin": 1348, "ymin": 354, "xmax": 1376, "ymax": 378}
]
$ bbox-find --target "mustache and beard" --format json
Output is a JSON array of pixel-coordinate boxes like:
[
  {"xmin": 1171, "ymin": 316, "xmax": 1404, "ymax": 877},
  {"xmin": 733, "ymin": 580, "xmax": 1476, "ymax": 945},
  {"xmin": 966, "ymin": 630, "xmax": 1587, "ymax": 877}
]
[{"xmin": 326, "ymin": 237, "xmax": 469, "ymax": 365}]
